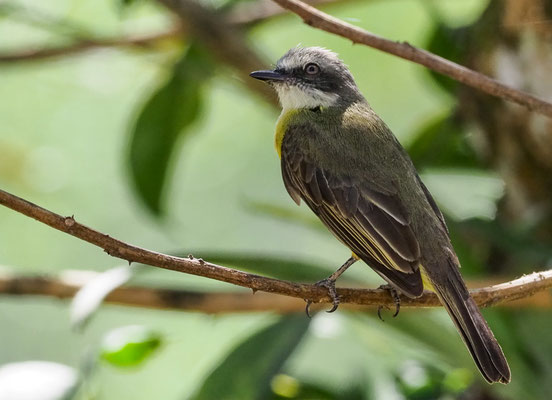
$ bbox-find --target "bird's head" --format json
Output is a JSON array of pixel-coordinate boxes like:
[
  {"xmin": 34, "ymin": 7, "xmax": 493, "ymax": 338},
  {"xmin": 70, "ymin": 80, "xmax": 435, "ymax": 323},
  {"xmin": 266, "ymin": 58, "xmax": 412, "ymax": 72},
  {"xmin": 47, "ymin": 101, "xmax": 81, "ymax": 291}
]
[{"xmin": 250, "ymin": 46, "xmax": 364, "ymax": 110}]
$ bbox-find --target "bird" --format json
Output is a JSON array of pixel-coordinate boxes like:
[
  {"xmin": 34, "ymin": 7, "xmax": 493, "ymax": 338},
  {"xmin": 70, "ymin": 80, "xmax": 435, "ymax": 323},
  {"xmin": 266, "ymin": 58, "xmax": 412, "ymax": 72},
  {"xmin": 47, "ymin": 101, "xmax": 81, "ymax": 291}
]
[{"xmin": 250, "ymin": 46, "xmax": 510, "ymax": 384}]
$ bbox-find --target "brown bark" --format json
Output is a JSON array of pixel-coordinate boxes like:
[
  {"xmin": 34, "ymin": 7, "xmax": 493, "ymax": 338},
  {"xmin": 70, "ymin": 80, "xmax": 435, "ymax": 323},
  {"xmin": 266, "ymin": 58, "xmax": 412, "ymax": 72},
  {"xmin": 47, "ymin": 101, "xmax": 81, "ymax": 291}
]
[{"xmin": 1, "ymin": 189, "xmax": 551, "ymax": 310}]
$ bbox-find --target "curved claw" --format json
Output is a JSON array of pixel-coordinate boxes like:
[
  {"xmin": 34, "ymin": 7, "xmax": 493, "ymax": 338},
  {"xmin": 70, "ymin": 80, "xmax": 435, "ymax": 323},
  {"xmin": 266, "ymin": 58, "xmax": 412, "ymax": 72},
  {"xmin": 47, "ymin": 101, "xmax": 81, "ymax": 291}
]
[
  {"xmin": 326, "ymin": 298, "xmax": 339, "ymax": 313},
  {"xmin": 316, "ymin": 278, "xmax": 340, "ymax": 313},
  {"xmin": 392, "ymin": 301, "xmax": 400, "ymax": 318},
  {"xmin": 305, "ymin": 278, "xmax": 341, "ymax": 317},
  {"xmin": 377, "ymin": 305, "xmax": 388, "ymax": 321},
  {"xmin": 377, "ymin": 284, "xmax": 401, "ymax": 320},
  {"xmin": 305, "ymin": 300, "xmax": 314, "ymax": 318}
]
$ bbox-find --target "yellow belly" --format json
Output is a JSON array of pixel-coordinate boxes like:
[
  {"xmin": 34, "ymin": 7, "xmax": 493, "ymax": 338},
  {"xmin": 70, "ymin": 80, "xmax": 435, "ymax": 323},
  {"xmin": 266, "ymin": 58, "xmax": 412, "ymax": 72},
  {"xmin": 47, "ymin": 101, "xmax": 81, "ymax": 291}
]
[
  {"xmin": 420, "ymin": 266, "xmax": 435, "ymax": 292},
  {"xmin": 275, "ymin": 109, "xmax": 300, "ymax": 158}
]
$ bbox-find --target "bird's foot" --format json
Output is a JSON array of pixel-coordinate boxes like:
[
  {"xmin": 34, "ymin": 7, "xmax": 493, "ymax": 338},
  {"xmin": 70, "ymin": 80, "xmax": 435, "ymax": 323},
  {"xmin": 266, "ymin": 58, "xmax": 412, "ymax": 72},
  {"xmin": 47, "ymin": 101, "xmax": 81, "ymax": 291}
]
[
  {"xmin": 305, "ymin": 278, "xmax": 340, "ymax": 318},
  {"xmin": 377, "ymin": 284, "xmax": 400, "ymax": 321}
]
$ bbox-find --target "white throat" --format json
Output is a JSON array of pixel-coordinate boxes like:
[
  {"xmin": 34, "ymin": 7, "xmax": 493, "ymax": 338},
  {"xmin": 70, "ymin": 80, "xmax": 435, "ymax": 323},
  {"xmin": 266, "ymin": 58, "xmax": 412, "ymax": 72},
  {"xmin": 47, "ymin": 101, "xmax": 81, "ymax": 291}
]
[{"xmin": 275, "ymin": 84, "xmax": 339, "ymax": 110}]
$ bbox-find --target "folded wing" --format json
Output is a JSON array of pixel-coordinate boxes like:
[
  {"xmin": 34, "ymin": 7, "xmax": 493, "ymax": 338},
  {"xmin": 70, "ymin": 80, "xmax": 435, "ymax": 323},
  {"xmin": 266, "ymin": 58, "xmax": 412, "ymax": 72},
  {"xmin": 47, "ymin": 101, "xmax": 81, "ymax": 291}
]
[{"xmin": 281, "ymin": 142, "xmax": 424, "ymax": 298}]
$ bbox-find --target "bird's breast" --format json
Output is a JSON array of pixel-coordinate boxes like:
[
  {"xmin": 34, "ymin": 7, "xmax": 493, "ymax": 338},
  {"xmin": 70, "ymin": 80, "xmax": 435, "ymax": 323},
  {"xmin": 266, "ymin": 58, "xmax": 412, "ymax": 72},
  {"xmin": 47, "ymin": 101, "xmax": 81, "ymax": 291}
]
[{"xmin": 275, "ymin": 108, "xmax": 301, "ymax": 158}]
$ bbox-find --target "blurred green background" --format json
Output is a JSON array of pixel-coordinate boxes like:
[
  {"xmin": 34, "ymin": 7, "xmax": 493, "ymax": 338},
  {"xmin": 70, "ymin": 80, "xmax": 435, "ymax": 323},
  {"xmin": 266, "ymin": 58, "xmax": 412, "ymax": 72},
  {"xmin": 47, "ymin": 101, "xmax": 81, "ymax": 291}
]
[{"xmin": 1, "ymin": 0, "xmax": 551, "ymax": 399}]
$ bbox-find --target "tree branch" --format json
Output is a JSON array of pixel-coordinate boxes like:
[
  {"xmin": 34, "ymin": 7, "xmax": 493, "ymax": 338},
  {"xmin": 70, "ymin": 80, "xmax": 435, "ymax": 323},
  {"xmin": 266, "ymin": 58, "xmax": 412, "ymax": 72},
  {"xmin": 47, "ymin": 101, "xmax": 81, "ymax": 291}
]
[
  {"xmin": 0, "ymin": 0, "xmax": 350, "ymax": 65},
  {"xmin": 1, "ymin": 270, "xmax": 551, "ymax": 313},
  {"xmin": 227, "ymin": 0, "xmax": 354, "ymax": 26},
  {"xmin": 0, "ymin": 28, "xmax": 183, "ymax": 63},
  {"xmin": 6, "ymin": 0, "xmax": 552, "ymax": 119},
  {"xmin": 0, "ymin": 270, "xmax": 551, "ymax": 313},
  {"xmin": 1, "ymin": 188, "xmax": 551, "ymax": 309},
  {"xmin": 271, "ymin": 0, "xmax": 552, "ymax": 118},
  {"xmin": 0, "ymin": 0, "xmax": 280, "ymax": 105}
]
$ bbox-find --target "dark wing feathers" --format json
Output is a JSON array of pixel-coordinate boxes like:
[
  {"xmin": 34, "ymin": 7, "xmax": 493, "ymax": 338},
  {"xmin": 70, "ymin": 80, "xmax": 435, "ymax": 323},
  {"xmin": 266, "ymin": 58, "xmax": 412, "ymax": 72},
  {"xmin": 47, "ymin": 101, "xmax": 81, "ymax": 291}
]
[
  {"xmin": 357, "ymin": 202, "xmax": 420, "ymax": 262},
  {"xmin": 315, "ymin": 169, "xmax": 335, "ymax": 204},
  {"xmin": 307, "ymin": 170, "xmax": 323, "ymax": 204},
  {"xmin": 281, "ymin": 146, "xmax": 424, "ymax": 298},
  {"xmin": 282, "ymin": 161, "xmax": 302, "ymax": 205},
  {"xmin": 361, "ymin": 185, "xmax": 408, "ymax": 225}
]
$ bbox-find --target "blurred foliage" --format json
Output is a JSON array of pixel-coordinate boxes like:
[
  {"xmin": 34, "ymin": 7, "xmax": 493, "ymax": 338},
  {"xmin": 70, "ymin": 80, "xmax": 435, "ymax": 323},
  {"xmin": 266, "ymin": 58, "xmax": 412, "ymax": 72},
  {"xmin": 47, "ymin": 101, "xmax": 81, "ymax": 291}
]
[
  {"xmin": 119, "ymin": 0, "xmax": 141, "ymax": 7},
  {"xmin": 454, "ymin": 218, "xmax": 552, "ymax": 274},
  {"xmin": 128, "ymin": 43, "xmax": 213, "ymax": 214},
  {"xmin": 100, "ymin": 325, "xmax": 162, "ymax": 368},
  {"xmin": 406, "ymin": 113, "xmax": 481, "ymax": 170},
  {"xmin": 0, "ymin": 1, "xmax": 550, "ymax": 400},
  {"xmin": 192, "ymin": 314, "xmax": 310, "ymax": 400},
  {"xmin": 424, "ymin": 22, "xmax": 470, "ymax": 95},
  {"xmin": 70, "ymin": 265, "xmax": 135, "ymax": 329}
]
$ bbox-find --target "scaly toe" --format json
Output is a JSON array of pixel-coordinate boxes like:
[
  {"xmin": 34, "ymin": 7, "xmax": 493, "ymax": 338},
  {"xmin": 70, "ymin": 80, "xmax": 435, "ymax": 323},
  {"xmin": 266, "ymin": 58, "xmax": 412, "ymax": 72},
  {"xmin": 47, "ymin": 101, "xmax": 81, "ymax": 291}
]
[
  {"xmin": 378, "ymin": 284, "xmax": 401, "ymax": 319},
  {"xmin": 315, "ymin": 278, "xmax": 340, "ymax": 313}
]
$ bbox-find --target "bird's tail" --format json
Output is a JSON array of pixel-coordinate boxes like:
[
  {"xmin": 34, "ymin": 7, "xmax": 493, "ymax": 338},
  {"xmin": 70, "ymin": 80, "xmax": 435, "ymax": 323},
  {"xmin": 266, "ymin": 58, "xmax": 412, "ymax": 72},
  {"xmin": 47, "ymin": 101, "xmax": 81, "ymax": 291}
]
[{"xmin": 428, "ymin": 263, "xmax": 511, "ymax": 384}]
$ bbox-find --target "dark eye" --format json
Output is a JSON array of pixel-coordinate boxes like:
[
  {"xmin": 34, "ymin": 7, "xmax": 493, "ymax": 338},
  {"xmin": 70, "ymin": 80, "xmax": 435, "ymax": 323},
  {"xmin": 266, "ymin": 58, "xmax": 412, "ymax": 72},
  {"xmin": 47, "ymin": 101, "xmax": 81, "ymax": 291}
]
[{"xmin": 304, "ymin": 63, "xmax": 320, "ymax": 75}]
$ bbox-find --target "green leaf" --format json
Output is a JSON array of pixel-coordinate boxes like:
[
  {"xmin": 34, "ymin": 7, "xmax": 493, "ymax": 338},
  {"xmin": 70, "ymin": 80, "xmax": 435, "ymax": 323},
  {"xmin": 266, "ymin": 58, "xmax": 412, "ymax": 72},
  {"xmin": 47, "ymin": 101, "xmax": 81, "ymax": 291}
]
[
  {"xmin": 407, "ymin": 113, "xmax": 480, "ymax": 170},
  {"xmin": 192, "ymin": 314, "xmax": 310, "ymax": 400},
  {"xmin": 128, "ymin": 44, "xmax": 213, "ymax": 214},
  {"xmin": 100, "ymin": 325, "xmax": 162, "ymax": 368},
  {"xmin": 425, "ymin": 23, "xmax": 469, "ymax": 94}
]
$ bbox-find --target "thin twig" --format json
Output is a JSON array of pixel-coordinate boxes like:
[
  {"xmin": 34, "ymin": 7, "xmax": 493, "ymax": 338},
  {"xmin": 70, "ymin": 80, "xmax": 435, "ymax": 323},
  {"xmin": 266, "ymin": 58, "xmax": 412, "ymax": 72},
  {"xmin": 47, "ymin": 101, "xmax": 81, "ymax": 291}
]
[
  {"xmin": 0, "ymin": 0, "xmax": 348, "ymax": 64},
  {"xmin": 0, "ymin": 270, "xmax": 551, "ymax": 313},
  {"xmin": 0, "ymin": 28, "xmax": 183, "ymax": 63},
  {"xmin": 227, "ymin": 0, "xmax": 354, "ymax": 26},
  {"xmin": 1, "ymin": 188, "xmax": 551, "ymax": 309},
  {"xmin": 5, "ymin": 0, "xmax": 552, "ymax": 119},
  {"xmin": 272, "ymin": 0, "xmax": 552, "ymax": 118}
]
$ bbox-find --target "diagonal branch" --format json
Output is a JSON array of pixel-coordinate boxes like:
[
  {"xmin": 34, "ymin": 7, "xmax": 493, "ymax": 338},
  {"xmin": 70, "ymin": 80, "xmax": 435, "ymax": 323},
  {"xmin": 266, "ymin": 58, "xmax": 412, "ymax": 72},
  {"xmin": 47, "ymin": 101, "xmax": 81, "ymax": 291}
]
[
  {"xmin": 272, "ymin": 0, "xmax": 552, "ymax": 118},
  {"xmin": 1, "ymin": 188, "xmax": 551, "ymax": 309},
  {"xmin": 5, "ymin": 0, "xmax": 552, "ymax": 119},
  {"xmin": 157, "ymin": 0, "xmax": 278, "ymax": 106},
  {"xmin": 227, "ymin": 0, "xmax": 354, "ymax": 26}
]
